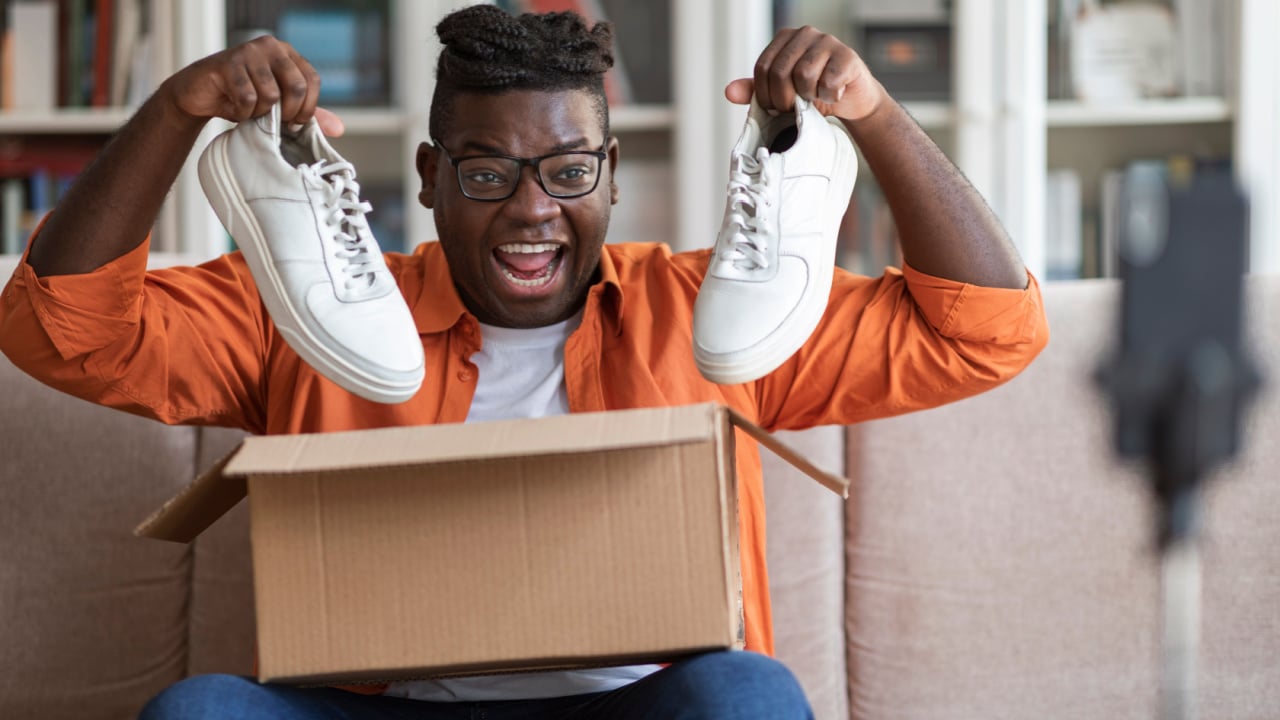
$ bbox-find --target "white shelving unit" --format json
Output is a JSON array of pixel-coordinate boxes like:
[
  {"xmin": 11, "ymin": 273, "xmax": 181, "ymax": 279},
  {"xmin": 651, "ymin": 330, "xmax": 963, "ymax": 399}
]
[
  {"xmin": 0, "ymin": 109, "xmax": 135, "ymax": 134},
  {"xmin": 6, "ymin": 0, "xmax": 1275, "ymax": 274},
  {"xmin": 169, "ymin": 0, "xmax": 772, "ymax": 259},
  {"xmin": 789, "ymin": 0, "xmax": 1280, "ymax": 277},
  {"xmin": 1046, "ymin": 97, "xmax": 1233, "ymax": 127}
]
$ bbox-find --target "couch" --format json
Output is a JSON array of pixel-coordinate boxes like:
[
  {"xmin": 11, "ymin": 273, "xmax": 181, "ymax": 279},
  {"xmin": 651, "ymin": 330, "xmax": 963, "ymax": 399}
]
[{"xmin": 2, "ymin": 255, "xmax": 1278, "ymax": 719}]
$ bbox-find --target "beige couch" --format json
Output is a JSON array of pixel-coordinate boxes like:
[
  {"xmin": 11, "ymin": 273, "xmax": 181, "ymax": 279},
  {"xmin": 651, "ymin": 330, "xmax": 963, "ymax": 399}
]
[{"xmin": 2, "ymin": 260, "xmax": 1278, "ymax": 719}]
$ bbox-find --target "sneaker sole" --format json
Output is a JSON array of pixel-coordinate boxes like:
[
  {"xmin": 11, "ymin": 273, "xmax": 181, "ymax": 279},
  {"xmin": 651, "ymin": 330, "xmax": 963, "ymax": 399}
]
[
  {"xmin": 694, "ymin": 119, "xmax": 857, "ymax": 385},
  {"xmin": 198, "ymin": 133, "xmax": 424, "ymax": 404}
]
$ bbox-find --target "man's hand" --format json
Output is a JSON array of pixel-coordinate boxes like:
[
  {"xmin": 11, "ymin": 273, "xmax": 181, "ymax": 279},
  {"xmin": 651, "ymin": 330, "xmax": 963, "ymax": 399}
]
[
  {"xmin": 725, "ymin": 25, "xmax": 1028, "ymax": 290},
  {"xmin": 725, "ymin": 26, "xmax": 886, "ymax": 123},
  {"xmin": 157, "ymin": 35, "xmax": 344, "ymax": 137},
  {"xmin": 27, "ymin": 37, "xmax": 345, "ymax": 276}
]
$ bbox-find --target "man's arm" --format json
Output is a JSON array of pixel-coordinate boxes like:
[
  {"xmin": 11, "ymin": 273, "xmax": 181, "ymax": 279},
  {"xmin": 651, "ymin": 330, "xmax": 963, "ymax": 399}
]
[
  {"xmin": 27, "ymin": 36, "xmax": 333, "ymax": 277},
  {"xmin": 727, "ymin": 26, "xmax": 1027, "ymax": 290}
]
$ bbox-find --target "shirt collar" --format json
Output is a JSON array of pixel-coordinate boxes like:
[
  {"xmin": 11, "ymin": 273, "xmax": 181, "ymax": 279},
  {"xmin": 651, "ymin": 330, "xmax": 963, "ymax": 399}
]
[{"xmin": 409, "ymin": 242, "xmax": 625, "ymax": 336}]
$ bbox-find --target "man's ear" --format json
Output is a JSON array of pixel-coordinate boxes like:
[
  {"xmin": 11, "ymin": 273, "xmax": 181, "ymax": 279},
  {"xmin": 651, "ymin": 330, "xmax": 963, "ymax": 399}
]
[
  {"xmin": 416, "ymin": 141, "xmax": 439, "ymax": 209},
  {"xmin": 607, "ymin": 135, "xmax": 620, "ymax": 205}
]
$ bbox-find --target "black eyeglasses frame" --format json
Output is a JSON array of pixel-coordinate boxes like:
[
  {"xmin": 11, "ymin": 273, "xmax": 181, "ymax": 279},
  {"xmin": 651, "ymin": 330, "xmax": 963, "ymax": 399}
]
[{"xmin": 431, "ymin": 138, "xmax": 609, "ymax": 202}]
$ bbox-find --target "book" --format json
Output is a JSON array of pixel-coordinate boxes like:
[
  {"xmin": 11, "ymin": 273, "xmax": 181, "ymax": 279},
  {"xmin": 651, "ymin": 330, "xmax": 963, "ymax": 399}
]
[
  {"xmin": 9, "ymin": 0, "xmax": 58, "ymax": 110},
  {"xmin": 2, "ymin": 177, "xmax": 26, "ymax": 254},
  {"xmin": 0, "ymin": 134, "xmax": 102, "ymax": 176},
  {"xmin": 0, "ymin": 21, "xmax": 12, "ymax": 109},
  {"xmin": 141, "ymin": 0, "xmax": 171, "ymax": 104},
  {"xmin": 1173, "ymin": 0, "xmax": 1225, "ymax": 97},
  {"xmin": 109, "ymin": 0, "xmax": 140, "ymax": 106},
  {"xmin": 1048, "ymin": 0, "xmax": 1085, "ymax": 100},
  {"xmin": 838, "ymin": 180, "xmax": 900, "ymax": 276},
  {"xmin": 1099, "ymin": 166, "xmax": 1124, "ymax": 277},
  {"xmin": 90, "ymin": 0, "xmax": 111, "ymax": 106},
  {"xmin": 1045, "ymin": 168, "xmax": 1083, "ymax": 280}
]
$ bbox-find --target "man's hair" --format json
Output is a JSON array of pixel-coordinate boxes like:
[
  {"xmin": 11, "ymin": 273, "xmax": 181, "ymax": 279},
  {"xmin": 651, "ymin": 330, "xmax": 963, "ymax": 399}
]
[{"xmin": 429, "ymin": 4, "xmax": 614, "ymax": 142}]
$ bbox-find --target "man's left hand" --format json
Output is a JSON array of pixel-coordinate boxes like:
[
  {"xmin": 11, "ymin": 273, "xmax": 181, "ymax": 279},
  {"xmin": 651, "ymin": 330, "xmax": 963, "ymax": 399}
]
[{"xmin": 725, "ymin": 26, "xmax": 886, "ymax": 122}]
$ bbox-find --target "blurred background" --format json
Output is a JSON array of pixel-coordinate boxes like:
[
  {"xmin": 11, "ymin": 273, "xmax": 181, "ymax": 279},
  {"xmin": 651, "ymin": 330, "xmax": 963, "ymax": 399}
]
[{"xmin": 1, "ymin": 0, "xmax": 1275, "ymax": 283}]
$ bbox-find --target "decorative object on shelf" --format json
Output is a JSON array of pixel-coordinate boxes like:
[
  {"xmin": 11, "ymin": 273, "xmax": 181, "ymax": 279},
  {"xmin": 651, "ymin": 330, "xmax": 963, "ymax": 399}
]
[
  {"xmin": 6, "ymin": 0, "xmax": 58, "ymax": 110},
  {"xmin": 848, "ymin": 0, "xmax": 951, "ymax": 102},
  {"xmin": 1069, "ymin": 0, "xmax": 1179, "ymax": 102}
]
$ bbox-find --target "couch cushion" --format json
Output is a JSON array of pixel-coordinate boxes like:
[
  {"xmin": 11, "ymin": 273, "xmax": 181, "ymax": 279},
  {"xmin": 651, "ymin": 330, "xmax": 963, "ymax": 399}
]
[
  {"xmin": 845, "ymin": 277, "xmax": 1280, "ymax": 719},
  {"xmin": 765, "ymin": 425, "xmax": 849, "ymax": 720},
  {"xmin": 0, "ymin": 353, "xmax": 197, "ymax": 720}
]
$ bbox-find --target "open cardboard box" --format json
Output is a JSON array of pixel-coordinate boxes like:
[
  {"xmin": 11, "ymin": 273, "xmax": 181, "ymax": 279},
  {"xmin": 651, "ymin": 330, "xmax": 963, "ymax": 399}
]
[{"xmin": 136, "ymin": 402, "xmax": 847, "ymax": 685}]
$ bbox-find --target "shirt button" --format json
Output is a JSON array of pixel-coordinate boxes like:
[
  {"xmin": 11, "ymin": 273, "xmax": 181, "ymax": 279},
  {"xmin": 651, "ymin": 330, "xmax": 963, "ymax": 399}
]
[{"xmin": 457, "ymin": 368, "xmax": 475, "ymax": 382}]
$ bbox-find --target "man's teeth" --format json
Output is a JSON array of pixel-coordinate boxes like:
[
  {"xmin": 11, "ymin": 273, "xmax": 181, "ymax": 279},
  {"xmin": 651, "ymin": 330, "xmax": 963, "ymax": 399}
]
[{"xmin": 497, "ymin": 242, "xmax": 560, "ymax": 253}]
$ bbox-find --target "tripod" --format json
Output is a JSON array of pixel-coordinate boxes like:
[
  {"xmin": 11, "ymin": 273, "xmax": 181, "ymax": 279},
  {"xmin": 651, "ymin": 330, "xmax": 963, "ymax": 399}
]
[{"xmin": 1099, "ymin": 163, "xmax": 1259, "ymax": 720}]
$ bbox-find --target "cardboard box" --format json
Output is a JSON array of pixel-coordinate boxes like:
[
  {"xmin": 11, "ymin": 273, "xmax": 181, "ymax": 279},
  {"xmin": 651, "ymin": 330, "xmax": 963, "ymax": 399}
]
[{"xmin": 136, "ymin": 403, "xmax": 846, "ymax": 685}]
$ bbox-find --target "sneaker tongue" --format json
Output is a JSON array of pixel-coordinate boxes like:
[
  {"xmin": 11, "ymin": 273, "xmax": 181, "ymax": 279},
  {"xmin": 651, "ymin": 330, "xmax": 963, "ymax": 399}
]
[{"xmin": 495, "ymin": 248, "xmax": 558, "ymax": 274}]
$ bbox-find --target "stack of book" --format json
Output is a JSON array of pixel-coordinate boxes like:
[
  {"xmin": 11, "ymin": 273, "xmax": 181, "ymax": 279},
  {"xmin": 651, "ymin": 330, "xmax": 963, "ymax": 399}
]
[
  {"xmin": 0, "ymin": 135, "xmax": 102, "ymax": 253},
  {"xmin": 0, "ymin": 0, "xmax": 154, "ymax": 111}
]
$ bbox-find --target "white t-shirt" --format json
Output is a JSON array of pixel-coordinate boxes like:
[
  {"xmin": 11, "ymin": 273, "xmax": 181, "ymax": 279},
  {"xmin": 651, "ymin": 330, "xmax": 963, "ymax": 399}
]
[{"xmin": 383, "ymin": 312, "xmax": 662, "ymax": 702}]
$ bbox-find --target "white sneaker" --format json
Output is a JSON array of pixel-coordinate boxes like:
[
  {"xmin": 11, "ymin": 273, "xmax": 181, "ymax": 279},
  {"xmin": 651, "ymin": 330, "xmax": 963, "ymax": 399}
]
[
  {"xmin": 198, "ymin": 104, "xmax": 424, "ymax": 403},
  {"xmin": 692, "ymin": 96, "xmax": 858, "ymax": 384}
]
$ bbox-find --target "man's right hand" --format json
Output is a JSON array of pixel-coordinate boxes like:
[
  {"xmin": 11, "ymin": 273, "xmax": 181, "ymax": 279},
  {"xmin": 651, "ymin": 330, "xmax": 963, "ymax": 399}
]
[
  {"xmin": 158, "ymin": 35, "xmax": 344, "ymax": 137},
  {"xmin": 25, "ymin": 37, "xmax": 343, "ymax": 276}
]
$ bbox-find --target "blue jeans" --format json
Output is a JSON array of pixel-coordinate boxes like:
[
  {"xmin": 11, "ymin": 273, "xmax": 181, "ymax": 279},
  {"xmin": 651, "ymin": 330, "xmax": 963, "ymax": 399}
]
[{"xmin": 138, "ymin": 651, "xmax": 813, "ymax": 719}]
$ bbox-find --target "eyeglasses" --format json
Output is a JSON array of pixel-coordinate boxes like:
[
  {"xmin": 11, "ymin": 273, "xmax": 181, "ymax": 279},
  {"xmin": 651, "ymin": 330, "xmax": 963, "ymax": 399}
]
[{"xmin": 432, "ymin": 138, "xmax": 608, "ymax": 202}]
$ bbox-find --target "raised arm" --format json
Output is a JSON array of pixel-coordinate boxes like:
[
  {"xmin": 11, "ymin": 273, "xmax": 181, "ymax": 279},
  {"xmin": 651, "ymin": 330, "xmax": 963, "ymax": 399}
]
[
  {"xmin": 27, "ymin": 36, "xmax": 337, "ymax": 277},
  {"xmin": 726, "ymin": 25, "xmax": 1028, "ymax": 290}
]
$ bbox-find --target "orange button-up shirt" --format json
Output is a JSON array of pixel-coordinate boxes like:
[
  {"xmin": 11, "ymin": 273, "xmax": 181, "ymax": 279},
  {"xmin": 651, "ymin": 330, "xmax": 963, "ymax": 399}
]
[{"xmin": 0, "ymin": 236, "xmax": 1048, "ymax": 660}]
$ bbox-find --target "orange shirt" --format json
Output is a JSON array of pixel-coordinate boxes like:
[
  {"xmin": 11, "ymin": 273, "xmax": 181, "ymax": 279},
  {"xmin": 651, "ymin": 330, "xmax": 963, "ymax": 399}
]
[{"xmin": 0, "ymin": 235, "xmax": 1048, "ymax": 659}]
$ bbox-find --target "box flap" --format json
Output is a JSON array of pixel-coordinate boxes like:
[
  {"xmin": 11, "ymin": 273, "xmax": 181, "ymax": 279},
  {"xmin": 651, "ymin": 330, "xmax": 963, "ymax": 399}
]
[
  {"xmin": 223, "ymin": 403, "xmax": 725, "ymax": 477},
  {"xmin": 134, "ymin": 447, "xmax": 248, "ymax": 543},
  {"xmin": 725, "ymin": 408, "xmax": 850, "ymax": 497}
]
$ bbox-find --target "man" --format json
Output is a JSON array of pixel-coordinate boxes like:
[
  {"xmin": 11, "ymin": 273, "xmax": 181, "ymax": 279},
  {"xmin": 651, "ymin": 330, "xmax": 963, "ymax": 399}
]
[{"xmin": 0, "ymin": 5, "xmax": 1046, "ymax": 719}]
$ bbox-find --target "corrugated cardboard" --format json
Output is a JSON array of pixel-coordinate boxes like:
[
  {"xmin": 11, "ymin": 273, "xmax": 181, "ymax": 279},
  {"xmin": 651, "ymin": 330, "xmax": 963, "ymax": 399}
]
[{"xmin": 136, "ymin": 403, "xmax": 846, "ymax": 685}]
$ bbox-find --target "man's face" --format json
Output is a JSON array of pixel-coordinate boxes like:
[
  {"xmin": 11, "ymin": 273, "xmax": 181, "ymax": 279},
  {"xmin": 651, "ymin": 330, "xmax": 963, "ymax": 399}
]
[{"xmin": 417, "ymin": 89, "xmax": 619, "ymax": 328}]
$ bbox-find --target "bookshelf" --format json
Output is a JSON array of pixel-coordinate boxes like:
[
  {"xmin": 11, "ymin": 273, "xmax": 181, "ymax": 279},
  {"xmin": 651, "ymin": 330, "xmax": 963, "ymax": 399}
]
[
  {"xmin": 0, "ymin": 0, "xmax": 179, "ymax": 255},
  {"xmin": 789, "ymin": 0, "xmax": 1280, "ymax": 280},
  {"xmin": 1045, "ymin": 97, "xmax": 1233, "ymax": 127},
  {"xmin": 8, "ymin": 1, "xmax": 1275, "ymax": 276},
  {"xmin": 1, "ymin": 0, "xmax": 774, "ymax": 260},
  {"xmin": 173, "ymin": 0, "xmax": 776, "ymax": 260}
]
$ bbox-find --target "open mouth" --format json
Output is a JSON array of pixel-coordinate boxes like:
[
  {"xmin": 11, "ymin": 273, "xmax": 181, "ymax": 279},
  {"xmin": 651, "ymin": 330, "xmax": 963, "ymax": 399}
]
[{"xmin": 493, "ymin": 242, "xmax": 565, "ymax": 289}]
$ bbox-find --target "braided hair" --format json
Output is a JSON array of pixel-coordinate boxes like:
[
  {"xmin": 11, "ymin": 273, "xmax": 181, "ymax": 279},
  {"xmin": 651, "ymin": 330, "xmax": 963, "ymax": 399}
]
[{"xmin": 429, "ymin": 4, "xmax": 615, "ymax": 141}]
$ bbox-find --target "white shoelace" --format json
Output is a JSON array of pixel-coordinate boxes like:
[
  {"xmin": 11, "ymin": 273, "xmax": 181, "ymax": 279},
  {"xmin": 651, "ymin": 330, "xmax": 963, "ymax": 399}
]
[
  {"xmin": 303, "ymin": 160, "xmax": 378, "ymax": 290},
  {"xmin": 719, "ymin": 147, "xmax": 774, "ymax": 271}
]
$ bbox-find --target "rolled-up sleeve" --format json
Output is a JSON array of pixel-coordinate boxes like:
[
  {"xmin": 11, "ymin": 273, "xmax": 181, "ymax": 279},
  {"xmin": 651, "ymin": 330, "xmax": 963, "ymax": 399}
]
[
  {"xmin": 16, "ymin": 235, "xmax": 152, "ymax": 360},
  {"xmin": 758, "ymin": 262, "xmax": 1049, "ymax": 430},
  {"xmin": 1, "ymin": 228, "xmax": 268, "ymax": 430},
  {"xmin": 900, "ymin": 262, "xmax": 1044, "ymax": 346}
]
